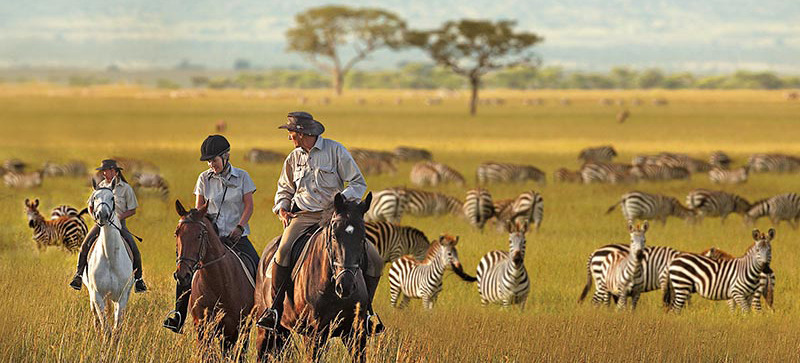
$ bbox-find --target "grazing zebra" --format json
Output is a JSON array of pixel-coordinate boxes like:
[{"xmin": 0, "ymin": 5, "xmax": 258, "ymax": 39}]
[
  {"xmin": 3, "ymin": 158, "xmax": 27, "ymax": 173},
  {"xmin": 664, "ymin": 229, "xmax": 774, "ymax": 313},
  {"xmin": 685, "ymin": 188, "xmax": 751, "ymax": 224},
  {"xmin": 356, "ymin": 157, "xmax": 397, "ymax": 175},
  {"xmin": 631, "ymin": 165, "xmax": 691, "ymax": 181},
  {"xmin": 747, "ymin": 153, "xmax": 800, "ymax": 173},
  {"xmin": 633, "ymin": 153, "xmax": 711, "ymax": 173},
  {"xmin": 388, "ymin": 234, "xmax": 475, "ymax": 309},
  {"xmin": 131, "ymin": 172, "xmax": 170, "ymax": 200},
  {"xmin": 404, "ymin": 188, "xmax": 463, "ymax": 217},
  {"xmin": 744, "ymin": 193, "xmax": 800, "ymax": 228},
  {"xmin": 4, "ymin": 171, "xmax": 43, "ymax": 188},
  {"xmin": 393, "ymin": 146, "xmax": 432, "ymax": 162},
  {"xmin": 476, "ymin": 221, "xmax": 530, "ymax": 309},
  {"xmin": 700, "ymin": 246, "xmax": 775, "ymax": 311},
  {"xmin": 350, "ymin": 148, "xmax": 396, "ymax": 163},
  {"xmin": 476, "ymin": 162, "xmax": 546, "ymax": 185},
  {"xmin": 553, "ymin": 168, "xmax": 582, "ymax": 183},
  {"xmin": 113, "ymin": 156, "xmax": 159, "ymax": 174},
  {"xmin": 365, "ymin": 188, "xmax": 407, "ymax": 223},
  {"xmin": 709, "ymin": 151, "xmax": 731, "ymax": 170},
  {"xmin": 24, "ymin": 198, "xmax": 88, "ymax": 252},
  {"xmin": 509, "ymin": 191, "xmax": 544, "ymax": 231},
  {"xmin": 463, "ymin": 188, "xmax": 494, "ymax": 230},
  {"xmin": 606, "ymin": 191, "xmax": 695, "ymax": 225},
  {"xmin": 366, "ymin": 221, "xmax": 430, "ymax": 262},
  {"xmin": 580, "ymin": 162, "xmax": 636, "ymax": 184},
  {"xmin": 599, "ymin": 221, "xmax": 648, "ymax": 310},
  {"xmin": 709, "ymin": 167, "xmax": 748, "ymax": 184},
  {"xmin": 243, "ymin": 148, "xmax": 283, "ymax": 163},
  {"xmin": 410, "ymin": 161, "xmax": 465, "ymax": 186},
  {"xmin": 42, "ymin": 160, "xmax": 87, "ymax": 177},
  {"xmin": 578, "ymin": 145, "xmax": 617, "ymax": 163}
]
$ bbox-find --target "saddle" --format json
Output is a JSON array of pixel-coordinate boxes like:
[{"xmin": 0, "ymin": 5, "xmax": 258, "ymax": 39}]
[
  {"xmin": 220, "ymin": 236, "xmax": 258, "ymax": 282},
  {"xmin": 264, "ymin": 224, "xmax": 323, "ymax": 280}
]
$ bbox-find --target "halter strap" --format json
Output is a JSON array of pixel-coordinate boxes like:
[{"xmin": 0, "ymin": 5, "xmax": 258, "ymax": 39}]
[
  {"xmin": 325, "ymin": 217, "xmax": 364, "ymax": 282},
  {"xmin": 176, "ymin": 217, "xmax": 228, "ymax": 275}
]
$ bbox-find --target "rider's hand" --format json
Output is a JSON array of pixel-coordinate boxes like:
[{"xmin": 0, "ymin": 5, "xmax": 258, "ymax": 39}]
[
  {"xmin": 279, "ymin": 209, "xmax": 296, "ymax": 228},
  {"xmin": 228, "ymin": 225, "xmax": 244, "ymax": 244}
]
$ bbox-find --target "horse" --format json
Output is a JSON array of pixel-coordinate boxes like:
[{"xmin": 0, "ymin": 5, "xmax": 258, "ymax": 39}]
[
  {"xmin": 254, "ymin": 192, "xmax": 376, "ymax": 362},
  {"xmin": 173, "ymin": 200, "xmax": 255, "ymax": 357},
  {"xmin": 84, "ymin": 179, "xmax": 133, "ymax": 336}
]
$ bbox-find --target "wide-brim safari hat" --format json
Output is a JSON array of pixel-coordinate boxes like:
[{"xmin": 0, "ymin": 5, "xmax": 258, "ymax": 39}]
[
  {"xmin": 278, "ymin": 111, "xmax": 325, "ymax": 136},
  {"xmin": 96, "ymin": 159, "xmax": 121, "ymax": 171}
]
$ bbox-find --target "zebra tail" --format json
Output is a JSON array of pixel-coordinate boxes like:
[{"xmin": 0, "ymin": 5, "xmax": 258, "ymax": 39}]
[
  {"xmin": 451, "ymin": 263, "xmax": 477, "ymax": 282},
  {"xmin": 661, "ymin": 277, "xmax": 673, "ymax": 310},
  {"xmin": 605, "ymin": 200, "xmax": 622, "ymax": 214},
  {"xmin": 578, "ymin": 258, "xmax": 592, "ymax": 303}
]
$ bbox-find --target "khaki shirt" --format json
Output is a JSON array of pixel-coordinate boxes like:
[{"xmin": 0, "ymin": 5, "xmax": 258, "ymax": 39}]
[
  {"xmin": 194, "ymin": 165, "xmax": 256, "ymax": 237},
  {"xmin": 89, "ymin": 178, "xmax": 138, "ymax": 218},
  {"xmin": 273, "ymin": 136, "xmax": 366, "ymax": 214}
]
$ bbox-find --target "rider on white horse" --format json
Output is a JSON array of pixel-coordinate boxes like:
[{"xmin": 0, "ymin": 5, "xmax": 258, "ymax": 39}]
[{"xmin": 70, "ymin": 159, "xmax": 147, "ymax": 293}]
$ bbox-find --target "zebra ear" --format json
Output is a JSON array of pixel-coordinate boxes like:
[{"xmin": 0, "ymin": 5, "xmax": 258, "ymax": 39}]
[
  {"xmin": 175, "ymin": 199, "xmax": 188, "ymax": 217},
  {"xmin": 24, "ymin": 198, "xmax": 30, "ymax": 207},
  {"xmin": 642, "ymin": 221, "xmax": 649, "ymax": 232},
  {"xmin": 768, "ymin": 228, "xmax": 775, "ymax": 240},
  {"xmin": 33, "ymin": 199, "xmax": 39, "ymax": 208},
  {"xmin": 752, "ymin": 229, "xmax": 760, "ymax": 240},
  {"xmin": 627, "ymin": 220, "xmax": 635, "ymax": 233}
]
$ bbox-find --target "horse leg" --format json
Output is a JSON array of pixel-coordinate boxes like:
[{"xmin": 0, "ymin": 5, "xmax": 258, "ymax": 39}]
[
  {"xmin": 343, "ymin": 330, "xmax": 368, "ymax": 363},
  {"xmin": 90, "ymin": 291, "xmax": 109, "ymax": 336},
  {"xmin": 113, "ymin": 292, "xmax": 130, "ymax": 334}
]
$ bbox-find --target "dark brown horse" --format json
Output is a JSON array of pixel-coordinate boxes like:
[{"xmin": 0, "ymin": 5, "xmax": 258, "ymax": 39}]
[
  {"xmin": 174, "ymin": 200, "xmax": 255, "ymax": 357},
  {"xmin": 254, "ymin": 192, "xmax": 375, "ymax": 362}
]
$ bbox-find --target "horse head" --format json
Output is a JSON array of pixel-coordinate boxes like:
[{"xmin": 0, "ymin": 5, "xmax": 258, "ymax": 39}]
[
  {"xmin": 328, "ymin": 192, "xmax": 372, "ymax": 299},
  {"xmin": 89, "ymin": 180, "xmax": 116, "ymax": 227},
  {"xmin": 173, "ymin": 199, "xmax": 212, "ymax": 285}
]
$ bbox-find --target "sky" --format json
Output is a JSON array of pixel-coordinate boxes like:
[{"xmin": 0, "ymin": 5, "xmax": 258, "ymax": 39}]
[{"xmin": 1, "ymin": 0, "xmax": 798, "ymax": 73}]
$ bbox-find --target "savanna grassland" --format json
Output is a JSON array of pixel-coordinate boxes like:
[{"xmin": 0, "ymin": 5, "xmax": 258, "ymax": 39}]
[{"xmin": 1, "ymin": 85, "xmax": 799, "ymax": 362}]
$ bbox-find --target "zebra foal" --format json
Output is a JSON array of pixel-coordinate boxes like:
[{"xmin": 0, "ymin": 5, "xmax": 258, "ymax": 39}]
[{"xmin": 24, "ymin": 199, "xmax": 88, "ymax": 252}]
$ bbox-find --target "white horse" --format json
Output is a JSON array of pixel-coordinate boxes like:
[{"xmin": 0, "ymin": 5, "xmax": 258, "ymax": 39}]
[{"xmin": 84, "ymin": 180, "xmax": 134, "ymax": 335}]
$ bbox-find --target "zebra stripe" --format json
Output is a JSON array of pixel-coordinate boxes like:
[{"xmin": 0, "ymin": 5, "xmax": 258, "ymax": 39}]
[
  {"xmin": 366, "ymin": 221, "xmax": 430, "ymax": 262},
  {"xmin": 404, "ymin": 188, "xmax": 463, "ymax": 217},
  {"xmin": 708, "ymin": 167, "xmax": 748, "ymax": 184},
  {"xmin": 463, "ymin": 188, "xmax": 494, "ymax": 230},
  {"xmin": 131, "ymin": 172, "xmax": 170, "ymax": 200},
  {"xmin": 664, "ymin": 229, "xmax": 774, "ymax": 313},
  {"xmin": 4, "ymin": 171, "xmax": 43, "ymax": 188},
  {"xmin": 113, "ymin": 156, "xmax": 159, "ymax": 174},
  {"xmin": 744, "ymin": 193, "xmax": 800, "ymax": 228},
  {"xmin": 580, "ymin": 162, "xmax": 635, "ymax": 184},
  {"xmin": 709, "ymin": 151, "xmax": 731, "ymax": 170},
  {"xmin": 553, "ymin": 168, "xmax": 581, "ymax": 183},
  {"xmin": 388, "ymin": 235, "xmax": 473, "ymax": 309},
  {"xmin": 24, "ymin": 199, "xmax": 88, "ymax": 252},
  {"xmin": 578, "ymin": 145, "xmax": 617, "ymax": 163},
  {"xmin": 364, "ymin": 188, "xmax": 406, "ymax": 223},
  {"xmin": 685, "ymin": 188, "xmax": 750, "ymax": 224},
  {"xmin": 599, "ymin": 221, "xmax": 648, "ymax": 310},
  {"xmin": 631, "ymin": 164, "xmax": 690, "ymax": 181},
  {"xmin": 747, "ymin": 153, "xmax": 800, "ymax": 173},
  {"xmin": 606, "ymin": 191, "xmax": 695, "ymax": 225},
  {"xmin": 410, "ymin": 161, "xmax": 464, "ymax": 186},
  {"xmin": 476, "ymin": 222, "xmax": 530, "ymax": 309},
  {"xmin": 393, "ymin": 146, "xmax": 432, "ymax": 162},
  {"xmin": 42, "ymin": 160, "xmax": 87, "ymax": 177},
  {"xmin": 492, "ymin": 191, "xmax": 544, "ymax": 232},
  {"xmin": 633, "ymin": 152, "xmax": 711, "ymax": 173},
  {"xmin": 476, "ymin": 162, "xmax": 546, "ymax": 185},
  {"xmin": 700, "ymin": 246, "xmax": 776, "ymax": 311}
]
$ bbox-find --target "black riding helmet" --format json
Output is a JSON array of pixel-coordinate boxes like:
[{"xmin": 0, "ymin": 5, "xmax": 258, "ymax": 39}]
[{"xmin": 200, "ymin": 135, "xmax": 231, "ymax": 161}]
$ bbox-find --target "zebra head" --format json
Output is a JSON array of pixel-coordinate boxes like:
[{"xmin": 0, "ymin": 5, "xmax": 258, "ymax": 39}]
[
  {"xmin": 438, "ymin": 234, "xmax": 463, "ymax": 270},
  {"xmin": 24, "ymin": 198, "xmax": 41, "ymax": 228},
  {"xmin": 627, "ymin": 220, "xmax": 648, "ymax": 259},
  {"xmin": 507, "ymin": 221, "xmax": 528, "ymax": 267},
  {"xmin": 751, "ymin": 228, "xmax": 774, "ymax": 267}
]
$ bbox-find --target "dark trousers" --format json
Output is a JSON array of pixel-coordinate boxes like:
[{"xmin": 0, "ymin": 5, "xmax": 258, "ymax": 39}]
[{"xmin": 76, "ymin": 220, "xmax": 143, "ymax": 279}]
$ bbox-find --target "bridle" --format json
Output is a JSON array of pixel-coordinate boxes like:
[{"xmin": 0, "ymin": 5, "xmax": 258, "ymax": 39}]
[
  {"xmin": 175, "ymin": 217, "xmax": 228, "ymax": 279},
  {"xmin": 325, "ymin": 216, "xmax": 364, "ymax": 282},
  {"xmin": 91, "ymin": 187, "xmax": 116, "ymax": 227}
]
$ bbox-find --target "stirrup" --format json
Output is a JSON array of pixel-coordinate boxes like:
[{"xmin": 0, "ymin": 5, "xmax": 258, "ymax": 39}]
[
  {"xmin": 366, "ymin": 312, "xmax": 385, "ymax": 336},
  {"xmin": 256, "ymin": 308, "xmax": 279, "ymax": 331},
  {"xmin": 163, "ymin": 311, "xmax": 183, "ymax": 334}
]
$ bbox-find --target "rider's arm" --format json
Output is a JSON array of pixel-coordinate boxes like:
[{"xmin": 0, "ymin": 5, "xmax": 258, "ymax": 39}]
[
  {"xmin": 337, "ymin": 146, "xmax": 367, "ymax": 201},
  {"xmin": 238, "ymin": 192, "xmax": 254, "ymax": 228},
  {"xmin": 273, "ymin": 154, "xmax": 296, "ymax": 215},
  {"xmin": 196, "ymin": 194, "xmax": 206, "ymax": 209},
  {"xmin": 119, "ymin": 209, "xmax": 135, "ymax": 221},
  {"xmin": 194, "ymin": 172, "xmax": 207, "ymax": 209}
]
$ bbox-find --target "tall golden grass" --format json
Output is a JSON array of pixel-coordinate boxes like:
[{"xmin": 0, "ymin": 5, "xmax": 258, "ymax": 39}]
[{"xmin": 1, "ymin": 85, "xmax": 799, "ymax": 361}]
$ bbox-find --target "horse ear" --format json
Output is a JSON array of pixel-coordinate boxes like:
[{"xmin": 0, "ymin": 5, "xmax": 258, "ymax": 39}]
[
  {"xmin": 92, "ymin": 178, "xmax": 98, "ymax": 190},
  {"xmin": 334, "ymin": 192, "xmax": 345, "ymax": 212},
  {"xmin": 175, "ymin": 199, "xmax": 188, "ymax": 217},
  {"xmin": 360, "ymin": 192, "xmax": 373, "ymax": 215},
  {"xmin": 198, "ymin": 202, "xmax": 209, "ymax": 215}
]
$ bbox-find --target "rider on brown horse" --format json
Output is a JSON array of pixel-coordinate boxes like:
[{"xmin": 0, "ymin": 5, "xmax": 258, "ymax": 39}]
[
  {"xmin": 257, "ymin": 111, "xmax": 384, "ymax": 332},
  {"xmin": 163, "ymin": 135, "xmax": 261, "ymax": 333}
]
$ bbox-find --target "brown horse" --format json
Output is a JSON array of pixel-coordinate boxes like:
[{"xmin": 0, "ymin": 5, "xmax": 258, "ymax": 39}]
[
  {"xmin": 173, "ymin": 200, "xmax": 255, "ymax": 357},
  {"xmin": 254, "ymin": 192, "xmax": 375, "ymax": 362}
]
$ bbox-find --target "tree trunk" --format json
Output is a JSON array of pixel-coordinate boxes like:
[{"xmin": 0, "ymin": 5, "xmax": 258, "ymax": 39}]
[
  {"xmin": 333, "ymin": 68, "xmax": 344, "ymax": 96},
  {"xmin": 469, "ymin": 76, "xmax": 480, "ymax": 116}
]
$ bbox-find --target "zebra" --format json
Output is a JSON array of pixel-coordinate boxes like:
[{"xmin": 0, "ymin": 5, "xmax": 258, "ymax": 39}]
[
  {"xmin": 356, "ymin": 157, "xmax": 397, "ymax": 175},
  {"xmin": 744, "ymin": 193, "xmax": 800, "ymax": 228},
  {"xmin": 131, "ymin": 172, "xmax": 170, "ymax": 200},
  {"xmin": 388, "ymin": 234, "xmax": 475, "ymax": 309},
  {"xmin": 50, "ymin": 205, "xmax": 87, "ymax": 220},
  {"xmin": 403, "ymin": 188, "xmax": 463, "ymax": 217},
  {"xmin": 364, "ymin": 188, "xmax": 407, "ymax": 223},
  {"xmin": 685, "ymin": 188, "xmax": 751, "ymax": 224},
  {"xmin": 633, "ymin": 153, "xmax": 711, "ymax": 173},
  {"xmin": 709, "ymin": 151, "xmax": 731, "ymax": 170},
  {"xmin": 243, "ymin": 148, "xmax": 283, "ymax": 163},
  {"xmin": 2, "ymin": 158, "xmax": 26, "ymax": 173},
  {"xmin": 393, "ymin": 146, "xmax": 432, "ymax": 162},
  {"xmin": 476, "ymin": 221, "xmax": 530, "ymax": 309},
  {"xmin": 664, "ymin": 229, "xmax": 774, "ymax": 313},
  {"xmin": 4, "ymin": 171, "xmax": 43, "ymax": 188},
  {"xmin": 410, "ymin": 161, "xmax": 465, "ymax": 186},
  {"xmin": 476, "ymin": 162, "xmax": 546, "ymax": 185},
  {"xmin": 24, "ymin": 198, "xmax": 88, "ymax": 252},
  {"xmin": 492, "ymin": 191, "xmax": 543, "ymax": 232},
  {"xmin": 708, "ymin": 167, "xmax": 748, "ymax": 184},
  {"xmin": 700, "ymin": 246, "xmax": 775, "ymax": 311},
  {"xmin": 579, "ymin": 243, "xmax": 681, "ymax": 306},
  {"xmin": 350, "ymin": 148, "xmax": 396, "ymax": 163},
  {"xmin": 631, "ymin": 164, "xmax": 691, "ymax": 181},
  {"xmin": 113, "ymin": 156, "xmax": 159, "ymax": 174},
  {"xmin": 747, "ymin": 153, "xmax": 800, "ymax": 173},
  {"xmin": 578, "ymin": 146, "xmax": 617, "ymax": 163},
  {"xmin": 553, "ymin": 168, "xmax": 582, "ymax": 183},
  {"xmin": 42, "ymin": 160, "xmax": 87, "ymax": 177},
  {"xmin": 599, "ymin": 221, "xmax": 648, "ymax": 310},
  {"xmin": 580, "ymin": 162, "xmax": 636, "ymax": 184},
  {"xmin": 366, "ymin": 221, "xmax": 430, "ymax": 262},
  {"xmin": 463, "ymin": 188, "xmax": 494, "ymax": 230},
  {"xmin": 606, "ymin": 191, "xmax": 695, "ymax": 225}
]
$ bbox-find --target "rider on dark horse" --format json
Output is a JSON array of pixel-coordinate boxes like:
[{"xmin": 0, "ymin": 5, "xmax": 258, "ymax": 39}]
[
  {"xmin": 257, "ymin": 111, "xmax": 384, "ymax": 332},
  {"xmin": 163, "ymin": 135, "xmax": 261, "ymax": 333}
]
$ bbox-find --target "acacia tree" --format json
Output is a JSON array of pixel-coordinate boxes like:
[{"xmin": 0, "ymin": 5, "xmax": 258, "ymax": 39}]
[
  {"xmin": 407, "ymin": 20, "xmax": 543, "ymax": 115},
  {"xmin": 286, "ymin": 5, "xmax": 407, "ymax": 95}
]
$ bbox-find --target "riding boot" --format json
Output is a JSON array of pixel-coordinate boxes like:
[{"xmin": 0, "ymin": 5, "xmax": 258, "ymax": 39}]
[
  {"xmin": 163, "ymin": 283, "xmax": 191, "ymax": 333},
  {"xmin": 256, "ymin": 264, "xmax": 292, "ymax": 331},
  {"xmin": 363, "ymin": 275, "xmax": 385, "ymax": 335}
]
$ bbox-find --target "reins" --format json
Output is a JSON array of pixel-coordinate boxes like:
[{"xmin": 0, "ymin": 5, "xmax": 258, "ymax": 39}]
[
  {"xmin": 176, "ymin": 217, "xmax": 228, "ymax": 276},
  {"xmin": 324, "ymin": 217, "xmax": 365, "ymax": 282}
]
